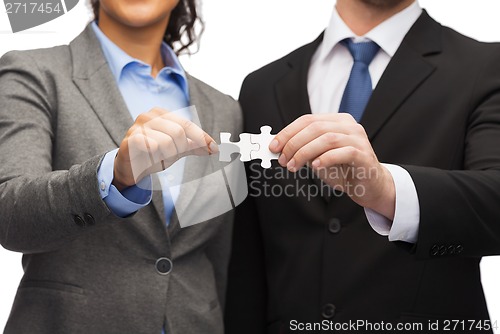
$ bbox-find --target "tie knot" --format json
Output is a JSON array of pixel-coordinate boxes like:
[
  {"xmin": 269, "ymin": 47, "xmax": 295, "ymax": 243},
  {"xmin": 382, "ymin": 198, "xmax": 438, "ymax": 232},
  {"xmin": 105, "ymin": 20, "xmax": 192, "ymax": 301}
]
[{"xmin": 341, "ymin": 39, "xmax": 380, "ymax": 65}]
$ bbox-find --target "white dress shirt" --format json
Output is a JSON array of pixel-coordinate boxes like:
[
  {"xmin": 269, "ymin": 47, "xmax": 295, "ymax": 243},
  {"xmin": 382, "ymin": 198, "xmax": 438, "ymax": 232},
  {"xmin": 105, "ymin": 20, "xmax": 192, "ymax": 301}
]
[{"xmin": 307, "ymin": 1, "xmax": 422, "ymax": 243}]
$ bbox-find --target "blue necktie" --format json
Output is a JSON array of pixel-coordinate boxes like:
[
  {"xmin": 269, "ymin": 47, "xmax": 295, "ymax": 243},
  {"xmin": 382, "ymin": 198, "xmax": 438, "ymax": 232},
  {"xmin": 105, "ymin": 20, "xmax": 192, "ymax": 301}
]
[{"xmin": 339, "ymin": 39, "xmax": 380, "ymax": 122}]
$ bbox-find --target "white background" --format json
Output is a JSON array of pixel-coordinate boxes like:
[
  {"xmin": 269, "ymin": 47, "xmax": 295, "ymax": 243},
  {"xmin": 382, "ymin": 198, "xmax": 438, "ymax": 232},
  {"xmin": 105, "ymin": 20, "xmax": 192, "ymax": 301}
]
[{"xmin": 1, "ymin": 0, "xmax": 499, "ymax": 331}]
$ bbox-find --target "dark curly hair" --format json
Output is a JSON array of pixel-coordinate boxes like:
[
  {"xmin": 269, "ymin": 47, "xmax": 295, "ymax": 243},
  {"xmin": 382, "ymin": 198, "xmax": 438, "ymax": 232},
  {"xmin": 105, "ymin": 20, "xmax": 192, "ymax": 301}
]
[{"xmin": 90, "ymin": 0, "xmax": 203, "ymax": 54}]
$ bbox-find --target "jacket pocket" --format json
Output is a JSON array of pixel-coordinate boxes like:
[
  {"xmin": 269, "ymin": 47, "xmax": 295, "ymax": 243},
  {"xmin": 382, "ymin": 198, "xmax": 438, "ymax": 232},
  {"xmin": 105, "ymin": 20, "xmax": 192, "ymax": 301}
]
[
  {"xmin": 19, "ymin": 280, "xmax": 85, "ymax": 295},
  {"xmin": 6, "ymin": 281, "xmax": 88, "ymax": 334}
]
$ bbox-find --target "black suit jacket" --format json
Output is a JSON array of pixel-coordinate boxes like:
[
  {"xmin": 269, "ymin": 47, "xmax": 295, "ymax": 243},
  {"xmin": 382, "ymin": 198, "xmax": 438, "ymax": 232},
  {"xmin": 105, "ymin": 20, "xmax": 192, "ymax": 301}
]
[{"xmin": 225, "ymin": 11, "xmax": 500, "ymax": 334}]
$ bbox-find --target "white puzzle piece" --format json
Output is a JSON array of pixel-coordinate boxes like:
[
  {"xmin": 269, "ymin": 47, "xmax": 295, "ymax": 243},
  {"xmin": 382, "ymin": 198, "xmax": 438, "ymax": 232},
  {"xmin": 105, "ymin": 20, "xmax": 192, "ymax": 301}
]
[
  {"xmin": 219, "ymin": 132, "xmax": 258, "ymax": 162},
  {"xmin": 250, "ymin": 126, "xmax": 280, "ymax": 168},
  {"xmin": 219, "ymin": 125, "xmax": 280, "ymax": 168}
]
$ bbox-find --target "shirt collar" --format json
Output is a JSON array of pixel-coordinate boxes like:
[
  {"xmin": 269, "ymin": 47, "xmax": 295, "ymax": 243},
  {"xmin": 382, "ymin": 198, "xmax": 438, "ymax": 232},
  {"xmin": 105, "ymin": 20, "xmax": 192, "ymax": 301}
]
[
  {"xmin": 91, "ymin": 21, "xmax": 189, "ymax": 95},
  {"xmin": 318, "ymin": 1, "xmax": 422, "ymax": 61}
]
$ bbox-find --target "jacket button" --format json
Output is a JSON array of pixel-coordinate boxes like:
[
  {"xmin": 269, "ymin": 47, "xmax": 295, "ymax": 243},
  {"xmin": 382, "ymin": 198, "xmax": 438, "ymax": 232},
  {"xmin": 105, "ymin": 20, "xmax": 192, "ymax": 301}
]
[
  {"xmin": 328, "ymin": 218, "xmax": 341, "ymax": 234},
  {"xmin": 430, "ymin": 245, "xmax": 439, "ymax": 256},
  {"xmin": 84, "ymin": 213, "xmax": 95, "ymax": 225},
  {"xmin": 73, "ymin": 215, "xmax": 86, "ymax": 227},
  {"xmin": 447, "ymin": 245, "xmax": 456, "ymax": 255},
  {"xmin": 439, "ymin": 245, "xmax": 447, "ymax": 256},
  {"xmin": 321, "ymin": 303, "xmax": 336, "ymax": 319},
  {"xmin": 456, "ymin": 245, "xmax": 464, "ymax": 254},
  {"xmin": 155, "ymin": 257, "xmax": 173, "ymax": 275}
]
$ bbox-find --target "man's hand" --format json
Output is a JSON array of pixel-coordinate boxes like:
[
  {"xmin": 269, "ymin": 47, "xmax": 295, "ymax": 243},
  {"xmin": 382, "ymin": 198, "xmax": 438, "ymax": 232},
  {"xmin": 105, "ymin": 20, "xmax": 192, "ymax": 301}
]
[
  {"xmin": 269, "ymin": 113, "xmax": 396, "ymax": 220},
  {"xmin": 113, "ymin": 107, "xmax": 217, "ymax": 191}
]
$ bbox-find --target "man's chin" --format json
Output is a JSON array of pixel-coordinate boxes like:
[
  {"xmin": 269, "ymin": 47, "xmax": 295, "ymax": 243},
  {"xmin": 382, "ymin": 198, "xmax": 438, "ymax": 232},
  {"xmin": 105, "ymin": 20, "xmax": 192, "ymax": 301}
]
[{"xmin": 359, "ymin": 0, "xmax": 412, "ymax": 9}]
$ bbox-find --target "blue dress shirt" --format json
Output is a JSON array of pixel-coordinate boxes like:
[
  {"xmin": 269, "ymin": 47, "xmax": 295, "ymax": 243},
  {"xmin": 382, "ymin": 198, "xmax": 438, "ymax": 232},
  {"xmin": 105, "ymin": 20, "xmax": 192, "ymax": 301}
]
[{"xmin": 92, "ymin": 21, "xmax": 190, "ymax": 224}]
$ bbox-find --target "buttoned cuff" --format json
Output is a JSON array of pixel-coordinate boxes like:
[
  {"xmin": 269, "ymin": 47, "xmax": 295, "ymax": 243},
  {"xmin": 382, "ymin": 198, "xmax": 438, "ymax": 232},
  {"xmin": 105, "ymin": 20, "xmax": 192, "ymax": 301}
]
[
  {"xmin": 97, "ymin": 149, "xmax": 152, "ymax": 217},
  {"xmin": 364, "ymin": 163, "xmax": 420, "ymax": 243}
]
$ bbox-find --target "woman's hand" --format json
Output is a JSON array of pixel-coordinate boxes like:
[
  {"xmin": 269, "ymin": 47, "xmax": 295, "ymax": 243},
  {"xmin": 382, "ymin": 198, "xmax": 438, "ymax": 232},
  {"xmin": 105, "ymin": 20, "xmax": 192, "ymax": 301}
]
[{"xmin": 113, "ymin": 107, "xmax": 217, "ymax": 191}]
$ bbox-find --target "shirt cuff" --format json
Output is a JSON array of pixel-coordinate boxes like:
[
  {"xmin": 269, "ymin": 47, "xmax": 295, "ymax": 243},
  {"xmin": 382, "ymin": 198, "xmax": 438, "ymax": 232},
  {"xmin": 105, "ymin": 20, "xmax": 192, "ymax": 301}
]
[
  {"xmin": 97, "ymin": 149, "xmax": 153, "ymax": 217},
  {"xmin": 364, "ymin": 163, "xmax": 420, "ymax": 243}
]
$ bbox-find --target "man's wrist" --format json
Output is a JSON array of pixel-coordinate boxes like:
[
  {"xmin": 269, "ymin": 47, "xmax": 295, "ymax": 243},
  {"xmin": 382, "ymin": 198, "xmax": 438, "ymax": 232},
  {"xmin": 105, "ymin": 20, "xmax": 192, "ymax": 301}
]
[{"xmin": 365, "ymin": 165, "xmax": 396, "ymax": 220}]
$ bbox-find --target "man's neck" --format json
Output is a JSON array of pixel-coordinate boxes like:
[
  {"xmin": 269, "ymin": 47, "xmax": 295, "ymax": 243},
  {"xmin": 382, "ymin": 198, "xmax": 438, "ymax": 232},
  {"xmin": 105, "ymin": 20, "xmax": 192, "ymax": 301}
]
[
  {"xmin": 336, "ymin": 0, "xmax": 415, "ymax": 36},
  {"xmin": 98, "ymin": 11, "xmax": 170, "ymax": 77}
]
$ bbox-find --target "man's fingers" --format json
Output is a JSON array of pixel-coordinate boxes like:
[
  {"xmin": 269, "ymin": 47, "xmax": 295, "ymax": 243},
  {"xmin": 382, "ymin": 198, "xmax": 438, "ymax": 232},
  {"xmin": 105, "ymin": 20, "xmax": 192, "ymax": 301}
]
[
  {"xmin": 311, "ymin": 146, "xmax": 364, "ymax": 169},
  {"xmin": 272, "ymin": 113, "xmax": 359, "ymax": 153},
  {"xmin": 286, "ymin": 133, "xmax": 365, "ymax": 171},
  {"xmin": 272, "ymin": 115, "xmax": 323, "ymax": 152},
  {"xmin": 280, "ymin": 122, "xmax": 357, "ymax": 165}
]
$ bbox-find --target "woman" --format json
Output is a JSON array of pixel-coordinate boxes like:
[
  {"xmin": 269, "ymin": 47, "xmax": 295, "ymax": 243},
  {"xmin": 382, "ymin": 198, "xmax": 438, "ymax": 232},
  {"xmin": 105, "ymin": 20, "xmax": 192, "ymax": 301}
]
[{"xmin": 0, "ymin": 0, "xmax": 241, "ymax": 333}]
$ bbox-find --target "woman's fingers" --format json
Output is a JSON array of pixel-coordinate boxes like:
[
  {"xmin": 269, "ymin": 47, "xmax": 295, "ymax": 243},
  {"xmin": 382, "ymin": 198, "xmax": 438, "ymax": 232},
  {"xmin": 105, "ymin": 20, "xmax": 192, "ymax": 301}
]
[
  {"xmin": 143, "ymin": 118, "xmax": 188, "ymax": 156},
  {"xmin": 132, "ymin": 108, "xmax": 218, "ymax": 157},
  {"xmin": 114, "ymin": 107, "xmax": 218, "ymax": 189},
  {"xmin": 158, "ymin": 110, "xmax": 217, "ymax": 153}
]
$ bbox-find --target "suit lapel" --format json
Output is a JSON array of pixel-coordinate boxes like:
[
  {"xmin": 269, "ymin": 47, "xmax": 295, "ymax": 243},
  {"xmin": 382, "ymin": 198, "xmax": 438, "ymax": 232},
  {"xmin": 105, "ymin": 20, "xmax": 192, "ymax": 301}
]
[
  {"xmin": 167, "ymin": 76, "xmax": 216, "ymax": 237},
  {"xmin": 69, "ymin": 25, "xmax": 167, "ymax": 226},
  {"xmin": 362, "ymin": 11, "xmax": 442, "ymax": 140},
  {"xmin": 70, "ymin": 25, "xmax": 134, "ymax": 147},
  {"xmin": 275, "ymin": 33, "xmax": 323, "ymax": 127},
  {"xmin": 274, "ymin": 34, "xmax": 334, "ymax": 202}
]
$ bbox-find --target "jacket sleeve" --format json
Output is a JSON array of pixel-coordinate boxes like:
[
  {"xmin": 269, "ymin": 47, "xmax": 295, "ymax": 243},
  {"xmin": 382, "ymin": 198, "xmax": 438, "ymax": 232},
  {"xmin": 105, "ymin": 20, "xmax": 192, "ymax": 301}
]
[
  {"xmin": 405, "ymin": 48, "xmax": 500, "ymax": 260},
  {"xmin": 0, "ymin": 51, "xmax": 118, "ymax": 254}
]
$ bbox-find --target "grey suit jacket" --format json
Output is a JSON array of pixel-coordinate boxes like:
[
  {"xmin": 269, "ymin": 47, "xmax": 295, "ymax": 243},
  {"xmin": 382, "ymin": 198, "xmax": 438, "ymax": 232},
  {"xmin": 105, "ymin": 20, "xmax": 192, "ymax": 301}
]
[{"xmin": 0, "ymin": 24, "xmax": 242, "ymax": 334}]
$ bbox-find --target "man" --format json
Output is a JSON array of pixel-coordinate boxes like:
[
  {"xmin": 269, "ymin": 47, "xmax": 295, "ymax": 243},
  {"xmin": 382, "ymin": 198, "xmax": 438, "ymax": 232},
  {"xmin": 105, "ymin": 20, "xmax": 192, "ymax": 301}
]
[{"xmin": 225, "ymin": 0, "xmax": 500, "ymax": 333}]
